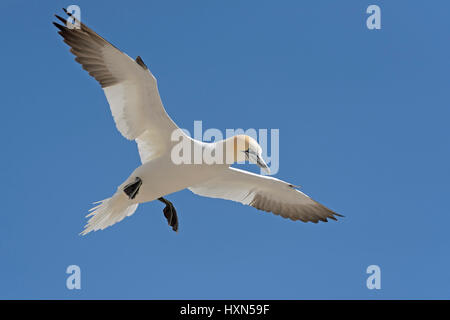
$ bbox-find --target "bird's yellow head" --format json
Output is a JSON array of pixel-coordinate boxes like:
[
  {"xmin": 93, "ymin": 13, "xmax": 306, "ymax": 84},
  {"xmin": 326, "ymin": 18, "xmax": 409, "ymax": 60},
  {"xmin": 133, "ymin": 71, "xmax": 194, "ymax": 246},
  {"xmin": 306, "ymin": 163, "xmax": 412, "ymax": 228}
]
[{"xmin": 225, "ymin": 134, "xmax": 270, "ymax": 174}]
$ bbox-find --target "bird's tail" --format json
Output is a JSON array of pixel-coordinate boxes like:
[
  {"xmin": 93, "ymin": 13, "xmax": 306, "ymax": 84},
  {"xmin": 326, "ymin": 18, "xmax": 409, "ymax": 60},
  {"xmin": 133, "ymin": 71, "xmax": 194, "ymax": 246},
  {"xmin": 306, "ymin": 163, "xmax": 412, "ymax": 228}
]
[{"xmin": 81, "ymin": 191, "xmax": 138, "ymax": 235}]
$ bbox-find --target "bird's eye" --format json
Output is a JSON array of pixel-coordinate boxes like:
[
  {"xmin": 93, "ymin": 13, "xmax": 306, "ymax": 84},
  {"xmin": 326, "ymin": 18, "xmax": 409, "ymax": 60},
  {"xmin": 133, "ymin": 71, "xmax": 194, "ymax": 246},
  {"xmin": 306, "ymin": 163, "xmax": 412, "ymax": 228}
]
[{"xmin": 243, "ymin": 148, "xmax": 250, "ymax": 160}]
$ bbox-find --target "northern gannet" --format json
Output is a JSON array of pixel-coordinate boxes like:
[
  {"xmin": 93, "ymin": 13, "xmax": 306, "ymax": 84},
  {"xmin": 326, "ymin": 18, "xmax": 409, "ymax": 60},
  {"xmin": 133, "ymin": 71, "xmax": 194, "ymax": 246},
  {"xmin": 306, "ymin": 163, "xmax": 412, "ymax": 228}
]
[{"xmin": 53, "ymin": 10, "xmax": 342, "ymax": 234}]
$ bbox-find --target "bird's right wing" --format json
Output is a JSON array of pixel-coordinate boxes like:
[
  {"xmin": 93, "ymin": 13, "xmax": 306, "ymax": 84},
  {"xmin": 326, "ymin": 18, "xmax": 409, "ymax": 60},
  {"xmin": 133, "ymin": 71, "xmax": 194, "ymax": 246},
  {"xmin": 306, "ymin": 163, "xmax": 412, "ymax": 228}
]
[
  {"xmin": 54, "ymin": 10, "xmax": 179, "ymax": 163},
  {"xmin": 188, "ymin": 167, "xmax": 342, "ymax": 223}
]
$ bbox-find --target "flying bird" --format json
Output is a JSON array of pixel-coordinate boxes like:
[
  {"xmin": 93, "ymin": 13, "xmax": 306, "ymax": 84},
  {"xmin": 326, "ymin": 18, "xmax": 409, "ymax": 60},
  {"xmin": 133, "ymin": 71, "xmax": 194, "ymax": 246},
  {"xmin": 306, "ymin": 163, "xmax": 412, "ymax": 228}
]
[{"xmin": 53, "ymin": 9, "xmax": 342, "ymax": 234}]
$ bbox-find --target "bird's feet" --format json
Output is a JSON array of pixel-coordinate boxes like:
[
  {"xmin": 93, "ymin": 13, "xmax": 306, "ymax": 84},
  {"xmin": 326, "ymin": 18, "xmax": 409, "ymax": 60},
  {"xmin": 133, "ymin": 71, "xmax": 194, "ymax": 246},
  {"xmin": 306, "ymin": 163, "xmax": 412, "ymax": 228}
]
[
  {"xmin": 158, "ymin": 197, "xmax": 179, "ymax": 232},
  {"xmin": 123, "ymin": 177, "xmax": 142, "ymax": 199}
]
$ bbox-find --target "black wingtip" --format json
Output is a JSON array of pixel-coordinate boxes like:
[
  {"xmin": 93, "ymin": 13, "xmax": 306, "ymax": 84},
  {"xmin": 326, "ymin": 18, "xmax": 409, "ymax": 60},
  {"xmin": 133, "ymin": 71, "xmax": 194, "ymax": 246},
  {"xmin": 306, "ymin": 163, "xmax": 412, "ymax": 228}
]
[
  {"xmin": 54, "ymin": 14, "xmax": 67, "ymax": 25},
  {"xmin": 135, "ymin": 56, "xmax": 148, "ymax": 70},
  {"xmin": 52, "ymin": 22, "xmax": 65, "ymax": 32},
  {"xmin": 63, "ymin": 7, "xmax": 75, "ymax": 17}
]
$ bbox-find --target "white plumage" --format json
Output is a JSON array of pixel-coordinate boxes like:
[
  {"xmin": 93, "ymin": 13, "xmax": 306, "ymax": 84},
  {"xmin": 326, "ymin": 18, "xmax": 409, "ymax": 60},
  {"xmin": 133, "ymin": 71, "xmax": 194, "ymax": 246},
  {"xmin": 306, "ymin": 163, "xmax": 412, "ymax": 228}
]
[{"xmin": 54, "ymin": 10, "xmax": 341, "ymax": 234}]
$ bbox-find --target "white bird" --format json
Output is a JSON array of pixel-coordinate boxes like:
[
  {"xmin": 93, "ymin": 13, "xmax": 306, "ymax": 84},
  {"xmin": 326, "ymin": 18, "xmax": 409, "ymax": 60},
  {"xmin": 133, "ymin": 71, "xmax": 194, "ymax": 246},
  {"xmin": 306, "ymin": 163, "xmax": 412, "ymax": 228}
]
[{"xmin": 53, "ymin": 10, "xmax": 342, "ymax": 235}]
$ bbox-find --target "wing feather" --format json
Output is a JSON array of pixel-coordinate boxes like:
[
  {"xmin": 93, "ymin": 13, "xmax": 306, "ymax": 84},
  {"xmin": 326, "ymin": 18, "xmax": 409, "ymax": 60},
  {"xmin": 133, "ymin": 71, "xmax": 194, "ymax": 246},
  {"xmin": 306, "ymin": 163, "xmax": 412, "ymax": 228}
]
[
  {"xmin": 189, "ymin": 167, "xmax": 342, "ymax": 223},
  {"xmin": 54, "ymin": 10, "xmax": 179, "ymax": 162}
]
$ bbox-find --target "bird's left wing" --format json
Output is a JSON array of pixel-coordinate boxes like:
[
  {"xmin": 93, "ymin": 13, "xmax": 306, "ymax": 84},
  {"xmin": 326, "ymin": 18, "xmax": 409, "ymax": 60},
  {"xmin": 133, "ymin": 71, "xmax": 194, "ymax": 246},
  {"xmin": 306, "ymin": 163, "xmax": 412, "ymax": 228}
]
[
  {"xmin": 188, "ymin": 167, "xmax": 342, "ymax": 223},
  {"xmin": 54, "ymin": 10, "xmax": 180, "ymax": 163}
]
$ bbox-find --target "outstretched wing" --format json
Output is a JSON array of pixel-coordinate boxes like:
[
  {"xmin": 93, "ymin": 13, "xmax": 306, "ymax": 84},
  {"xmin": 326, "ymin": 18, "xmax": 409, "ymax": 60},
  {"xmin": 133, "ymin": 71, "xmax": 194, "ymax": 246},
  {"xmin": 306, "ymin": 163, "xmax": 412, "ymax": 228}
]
[
  {"xmin": 189, "ymin": 167, "xmax": 342, "ymax": 223},
  {"xmin": 54, "ymin": 10, "xmax": 179, "ymax": 162}
]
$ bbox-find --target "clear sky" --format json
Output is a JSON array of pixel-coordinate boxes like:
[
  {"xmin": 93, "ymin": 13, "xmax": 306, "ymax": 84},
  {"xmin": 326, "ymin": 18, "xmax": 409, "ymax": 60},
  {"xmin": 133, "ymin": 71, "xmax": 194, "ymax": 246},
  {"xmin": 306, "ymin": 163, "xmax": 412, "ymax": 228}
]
[{"xmin": 1, "ymin": 0, "xmax": 449, "ymax": 299}]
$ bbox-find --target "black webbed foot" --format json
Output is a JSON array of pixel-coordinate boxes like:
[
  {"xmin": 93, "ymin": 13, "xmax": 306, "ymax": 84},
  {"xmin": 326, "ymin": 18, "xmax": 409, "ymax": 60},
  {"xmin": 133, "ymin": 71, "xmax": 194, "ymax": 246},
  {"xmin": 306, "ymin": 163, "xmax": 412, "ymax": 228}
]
[
  {"xmin": 158, "ymin": 197, "xmax": 178, "ymax": 232},
  {"xmin": 123, "ymin": 177, "xmax": 142, "ymax": 199}
]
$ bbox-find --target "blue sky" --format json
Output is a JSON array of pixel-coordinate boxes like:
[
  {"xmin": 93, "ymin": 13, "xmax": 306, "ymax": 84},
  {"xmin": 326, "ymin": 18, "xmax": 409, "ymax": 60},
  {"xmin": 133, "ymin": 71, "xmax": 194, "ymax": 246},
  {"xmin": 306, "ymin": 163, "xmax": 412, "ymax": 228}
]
[{"xmin": 1, "ymin": 0, "xmax": 449, "ymax": 299}]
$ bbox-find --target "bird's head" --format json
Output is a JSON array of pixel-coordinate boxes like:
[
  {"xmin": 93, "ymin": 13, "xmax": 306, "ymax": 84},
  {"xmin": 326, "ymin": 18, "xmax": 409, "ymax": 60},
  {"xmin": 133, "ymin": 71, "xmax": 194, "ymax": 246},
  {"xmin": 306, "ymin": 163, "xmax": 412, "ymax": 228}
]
[{"xmin": 227, "ymin": 135, "xmax": 270, "ymax": 174}]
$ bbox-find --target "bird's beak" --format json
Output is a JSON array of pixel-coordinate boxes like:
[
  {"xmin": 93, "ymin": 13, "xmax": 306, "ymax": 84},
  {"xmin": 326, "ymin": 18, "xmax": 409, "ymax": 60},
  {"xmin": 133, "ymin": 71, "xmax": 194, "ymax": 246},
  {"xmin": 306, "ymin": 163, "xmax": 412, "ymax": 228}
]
[
  {"xmin": 256, "ymin": 155, "xmax": 271, "ymax": 175},
  {"xmin": 245, "ymin": 150, "xmax": 271, "ymax": 175}
]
